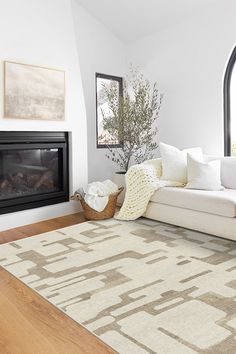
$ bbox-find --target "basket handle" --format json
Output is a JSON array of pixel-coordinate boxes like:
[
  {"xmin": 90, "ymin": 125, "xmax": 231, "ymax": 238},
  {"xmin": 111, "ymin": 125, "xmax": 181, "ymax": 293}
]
[
  {"xmin": 71, "ymin": 193, "xmax": 83, "ymax": 201},
  {"xmin": 117, "ymin": 186, "xmax": 124, "ymax": 196}
]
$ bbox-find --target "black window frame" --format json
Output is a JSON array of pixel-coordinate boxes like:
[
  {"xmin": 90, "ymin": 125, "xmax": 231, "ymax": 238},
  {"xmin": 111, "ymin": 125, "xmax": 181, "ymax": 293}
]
[
  {"xmin": 95, "ymin": 72, "xmax": 123, "ymax": 149},
  {"xmin": 224, "ymin": 46, "xmax": 236, "ymax": 156}
]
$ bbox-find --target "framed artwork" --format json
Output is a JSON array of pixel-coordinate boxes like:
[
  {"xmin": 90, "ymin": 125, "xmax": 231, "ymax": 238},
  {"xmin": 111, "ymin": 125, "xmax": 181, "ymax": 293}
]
[
  {"xmin": 4, "ymin": 61, "xmax": 65, "ymax": 121},
  {"xmin": 96, "ymin": 72, "xmax": 123, "ymax": 148}
]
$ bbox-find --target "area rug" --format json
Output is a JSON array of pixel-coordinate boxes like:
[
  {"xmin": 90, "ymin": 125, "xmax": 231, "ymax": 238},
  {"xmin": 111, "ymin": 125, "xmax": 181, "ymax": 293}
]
[{"xmin": 1, "ymin": 219, "xmax": 236, "ymax": 353}]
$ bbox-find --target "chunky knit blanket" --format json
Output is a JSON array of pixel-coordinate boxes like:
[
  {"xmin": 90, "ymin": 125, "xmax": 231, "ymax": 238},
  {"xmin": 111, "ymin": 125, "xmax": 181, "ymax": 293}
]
[{"xmin": 115, "ymin": 158, "xmax": 184, "ymax": 221}]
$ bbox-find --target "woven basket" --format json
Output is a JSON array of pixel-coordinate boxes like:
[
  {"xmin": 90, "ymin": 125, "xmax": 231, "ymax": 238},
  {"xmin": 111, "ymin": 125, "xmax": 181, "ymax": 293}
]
[{"xmin": 72, "ymin": 187, "xmax": 124, "ymax": 220}]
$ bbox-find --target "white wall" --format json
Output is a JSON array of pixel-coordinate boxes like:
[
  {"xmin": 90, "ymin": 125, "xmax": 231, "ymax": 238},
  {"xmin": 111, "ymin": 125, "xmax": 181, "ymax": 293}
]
[
  {"xmin": 127, "ymin": 1, "xmax": 236, "ymax": 156},
  {"xmin": 1, "ymin": 0, "xmax": 235, "ymax": 231},
  {"xmin": 72, "ymin": 1, "xmax": 127, "ymax": 182},
  {"xmin": 0, "ymin": 0, "xmax": 88, "ymax": 231}
]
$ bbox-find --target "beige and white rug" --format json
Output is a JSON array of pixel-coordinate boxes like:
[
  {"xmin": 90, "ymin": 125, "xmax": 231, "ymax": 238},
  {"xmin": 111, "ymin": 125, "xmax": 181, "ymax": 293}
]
[{"xmin": 1, "ymin": 218, "xmax": 236, "ymax": 353}]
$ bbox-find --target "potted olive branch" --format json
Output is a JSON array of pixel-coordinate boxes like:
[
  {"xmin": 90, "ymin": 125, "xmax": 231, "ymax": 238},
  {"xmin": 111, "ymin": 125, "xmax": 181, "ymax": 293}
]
[{"xmin": 101, "ymin": 68, "xmax": 163, "ymax": 175}]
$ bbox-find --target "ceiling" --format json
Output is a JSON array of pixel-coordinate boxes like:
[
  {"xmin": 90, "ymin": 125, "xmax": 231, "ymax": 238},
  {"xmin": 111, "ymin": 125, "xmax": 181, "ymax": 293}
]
[{"xmin": 75, "ymin": 0, "xmax": 216, "ymax": 42}]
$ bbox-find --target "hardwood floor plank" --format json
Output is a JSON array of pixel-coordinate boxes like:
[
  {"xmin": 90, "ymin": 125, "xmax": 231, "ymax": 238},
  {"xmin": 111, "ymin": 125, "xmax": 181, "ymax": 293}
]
[
  {"xmin": 0, "ymin": 213, "xmax": 115, "ymax": 354},
  {"xmin": 0, "ymin": 213, "xmax": 86, "ymax": 244},
  {"xmin": 0, "ymin": 267, "xmax": 115, "ymax": 354}
]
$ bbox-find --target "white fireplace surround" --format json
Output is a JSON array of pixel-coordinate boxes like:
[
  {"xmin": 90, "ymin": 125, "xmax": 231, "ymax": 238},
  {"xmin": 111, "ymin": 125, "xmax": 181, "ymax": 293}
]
[
  {"xmin": 0, "ymin": 131, "xmax": 85, "ymax": 231},
  {"xmin": 0, "ymin": 0, "xmax": 88, "ymax": 231}
]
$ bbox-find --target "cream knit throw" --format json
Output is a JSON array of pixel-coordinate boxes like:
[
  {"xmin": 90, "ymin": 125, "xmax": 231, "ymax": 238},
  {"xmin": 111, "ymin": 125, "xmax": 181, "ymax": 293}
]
[{"xmin": 115, "ymin": 158, "xmax": 184, "ymax": 221}]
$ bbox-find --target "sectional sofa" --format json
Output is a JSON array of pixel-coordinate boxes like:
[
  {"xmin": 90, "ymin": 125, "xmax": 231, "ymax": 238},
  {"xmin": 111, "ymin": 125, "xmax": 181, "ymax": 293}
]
[{"xmin": 144, "ymin": 156, "xmax": 236, "ymax": 241}]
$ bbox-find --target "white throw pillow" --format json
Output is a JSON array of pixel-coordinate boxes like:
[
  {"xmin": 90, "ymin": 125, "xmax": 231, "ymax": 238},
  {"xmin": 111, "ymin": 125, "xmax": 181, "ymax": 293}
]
[
  {"xmin": 160, "ymin": 142, "xmax": 203, "ymax": 183},
  {"xmin": 186, "ymin": 154, "xmax": 223, "ymax": 190},
  {"xmin": 143, "ymin": 158, "xmax": 162, "ymax": 178}
]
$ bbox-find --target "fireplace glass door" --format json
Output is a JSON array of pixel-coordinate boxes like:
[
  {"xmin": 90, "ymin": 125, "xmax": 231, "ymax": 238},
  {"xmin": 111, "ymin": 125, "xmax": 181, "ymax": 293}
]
[
  {"xmin": 0, "ymin": 132, "xmax": 69, "ymax": 215},
  {"xmin": 0, "ymin": 148, "xmax": 61, "ymax": 201}
]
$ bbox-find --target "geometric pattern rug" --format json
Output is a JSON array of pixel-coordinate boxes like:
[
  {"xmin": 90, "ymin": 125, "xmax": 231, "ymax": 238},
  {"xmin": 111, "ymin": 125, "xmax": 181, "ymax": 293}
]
[{"xmin": 1, "ymin": 218, "xmax": 236, "ymax": 354}]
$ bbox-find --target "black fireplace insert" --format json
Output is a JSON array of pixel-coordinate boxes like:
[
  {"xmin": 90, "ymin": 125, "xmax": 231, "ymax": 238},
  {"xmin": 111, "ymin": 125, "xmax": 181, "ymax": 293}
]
[{"xmin": 0, "ymin": 131, "xmax": 69, "ymax": 214}]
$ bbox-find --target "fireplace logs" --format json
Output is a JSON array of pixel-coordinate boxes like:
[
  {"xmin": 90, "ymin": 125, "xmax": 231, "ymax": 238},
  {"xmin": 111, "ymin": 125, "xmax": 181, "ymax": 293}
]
[{"xmin": 0, "ymin": 170, "xmax": 57, "ymax": 200}]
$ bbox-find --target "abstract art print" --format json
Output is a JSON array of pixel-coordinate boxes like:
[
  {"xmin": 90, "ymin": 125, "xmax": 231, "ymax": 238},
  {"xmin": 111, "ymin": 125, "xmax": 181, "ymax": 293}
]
[{"xmin": 4, "ymin": 61, "xmax": 65, "ymax": 121}]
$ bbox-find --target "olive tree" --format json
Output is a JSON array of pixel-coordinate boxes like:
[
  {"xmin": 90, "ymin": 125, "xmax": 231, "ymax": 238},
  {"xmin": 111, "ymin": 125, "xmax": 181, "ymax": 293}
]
[{"xmin": 101, "ymin": 68, "xmax": 163, "ymax": 172}]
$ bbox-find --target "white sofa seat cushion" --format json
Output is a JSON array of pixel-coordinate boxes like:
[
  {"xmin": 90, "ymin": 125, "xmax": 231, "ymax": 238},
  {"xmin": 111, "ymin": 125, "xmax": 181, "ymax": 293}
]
[{"xmin": 150, "ymin": 187, "xmax": 236, "ymax": 218}]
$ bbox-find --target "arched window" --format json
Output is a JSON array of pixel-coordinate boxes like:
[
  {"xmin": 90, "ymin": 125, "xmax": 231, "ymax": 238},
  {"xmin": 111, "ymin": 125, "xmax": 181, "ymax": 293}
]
[{"xmin": 224, "ymin": 47, "xmax": 236, "ymax": 156}]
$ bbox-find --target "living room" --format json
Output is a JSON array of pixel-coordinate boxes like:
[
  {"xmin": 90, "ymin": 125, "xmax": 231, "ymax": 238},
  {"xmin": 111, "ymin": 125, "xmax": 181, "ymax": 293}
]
[{"xmin": 0, "ymin": 0, "xmax": 236, "ymax": 353}]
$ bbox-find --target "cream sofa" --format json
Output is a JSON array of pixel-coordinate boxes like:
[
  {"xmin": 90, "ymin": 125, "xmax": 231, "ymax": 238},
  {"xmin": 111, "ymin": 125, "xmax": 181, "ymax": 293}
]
[{"xmin": 144, "ymin": 156, "xmax": 236, "ymax": 241}]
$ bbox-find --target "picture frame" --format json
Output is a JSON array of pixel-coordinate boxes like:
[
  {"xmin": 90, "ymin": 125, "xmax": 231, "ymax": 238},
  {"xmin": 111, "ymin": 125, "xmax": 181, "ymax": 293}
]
[
  {"xmin": 4, "ymin": 61, "xmax": 65, "ymax": 121},
  {"xmin": 96, "ymin": 72, "xmax": 123, "ymax": 148}
]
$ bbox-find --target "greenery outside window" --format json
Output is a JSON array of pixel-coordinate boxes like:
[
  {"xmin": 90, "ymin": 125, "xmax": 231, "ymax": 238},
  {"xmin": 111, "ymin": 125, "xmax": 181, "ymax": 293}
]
[{"xmin": 96, "ymin": 73, "xmax": 123, "ymax": 148}]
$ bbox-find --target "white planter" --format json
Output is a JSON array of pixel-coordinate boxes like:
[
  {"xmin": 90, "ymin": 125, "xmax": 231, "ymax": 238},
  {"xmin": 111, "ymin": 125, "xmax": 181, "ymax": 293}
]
[{"xmin": 112, "ymin": 172, "xmax": 126, "ymax": 206}]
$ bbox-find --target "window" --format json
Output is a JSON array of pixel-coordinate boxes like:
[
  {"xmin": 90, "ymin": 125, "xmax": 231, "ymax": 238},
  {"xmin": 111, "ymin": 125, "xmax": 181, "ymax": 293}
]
[
  {"xmin": 224, "ymin": 47, "xmax": 236, "ymax": 156},
  {"xmin": 96, "ymin": 73, "xmax": 123, "ymax": 148}
]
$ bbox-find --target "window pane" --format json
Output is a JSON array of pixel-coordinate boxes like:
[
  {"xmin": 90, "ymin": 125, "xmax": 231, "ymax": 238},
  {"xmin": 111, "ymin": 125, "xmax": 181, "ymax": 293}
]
[
  {"xmin": 231, "ymin": 64, "xmax": 236, "ymax": 156},
  {"xmin": 96, "ymin": 75, "xmax": 121, "ymax": 147}
]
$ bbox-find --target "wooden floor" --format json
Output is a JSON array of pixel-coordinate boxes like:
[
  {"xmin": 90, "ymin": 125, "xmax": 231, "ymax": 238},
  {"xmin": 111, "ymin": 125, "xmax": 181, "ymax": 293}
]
[{"xmin": 0, "ymin": 213, "xmax": 116, "ymax": 354}]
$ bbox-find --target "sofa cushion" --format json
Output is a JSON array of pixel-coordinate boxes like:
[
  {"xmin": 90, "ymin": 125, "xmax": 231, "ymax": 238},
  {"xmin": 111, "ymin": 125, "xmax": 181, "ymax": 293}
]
[
  {"xmin": 206, "ymin": 156, "xmax": 236, "ymax": 189},
  {"xmin": 186, "ymin": 154, "xmax": 223, "ymax": 190},
  {"xmin": 160, "ymin": 142, "xmax": 203, "ymax": 183},
  {"xmin": 150, "ymin": 187, "xmax": 236, "ymax": 217}
]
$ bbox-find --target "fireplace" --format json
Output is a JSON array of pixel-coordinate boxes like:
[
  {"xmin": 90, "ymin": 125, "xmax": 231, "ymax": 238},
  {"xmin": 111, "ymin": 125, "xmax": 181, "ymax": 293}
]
[{"xmin": 0, "ymin": 131, "xmax": 69, "ymax": 214}]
